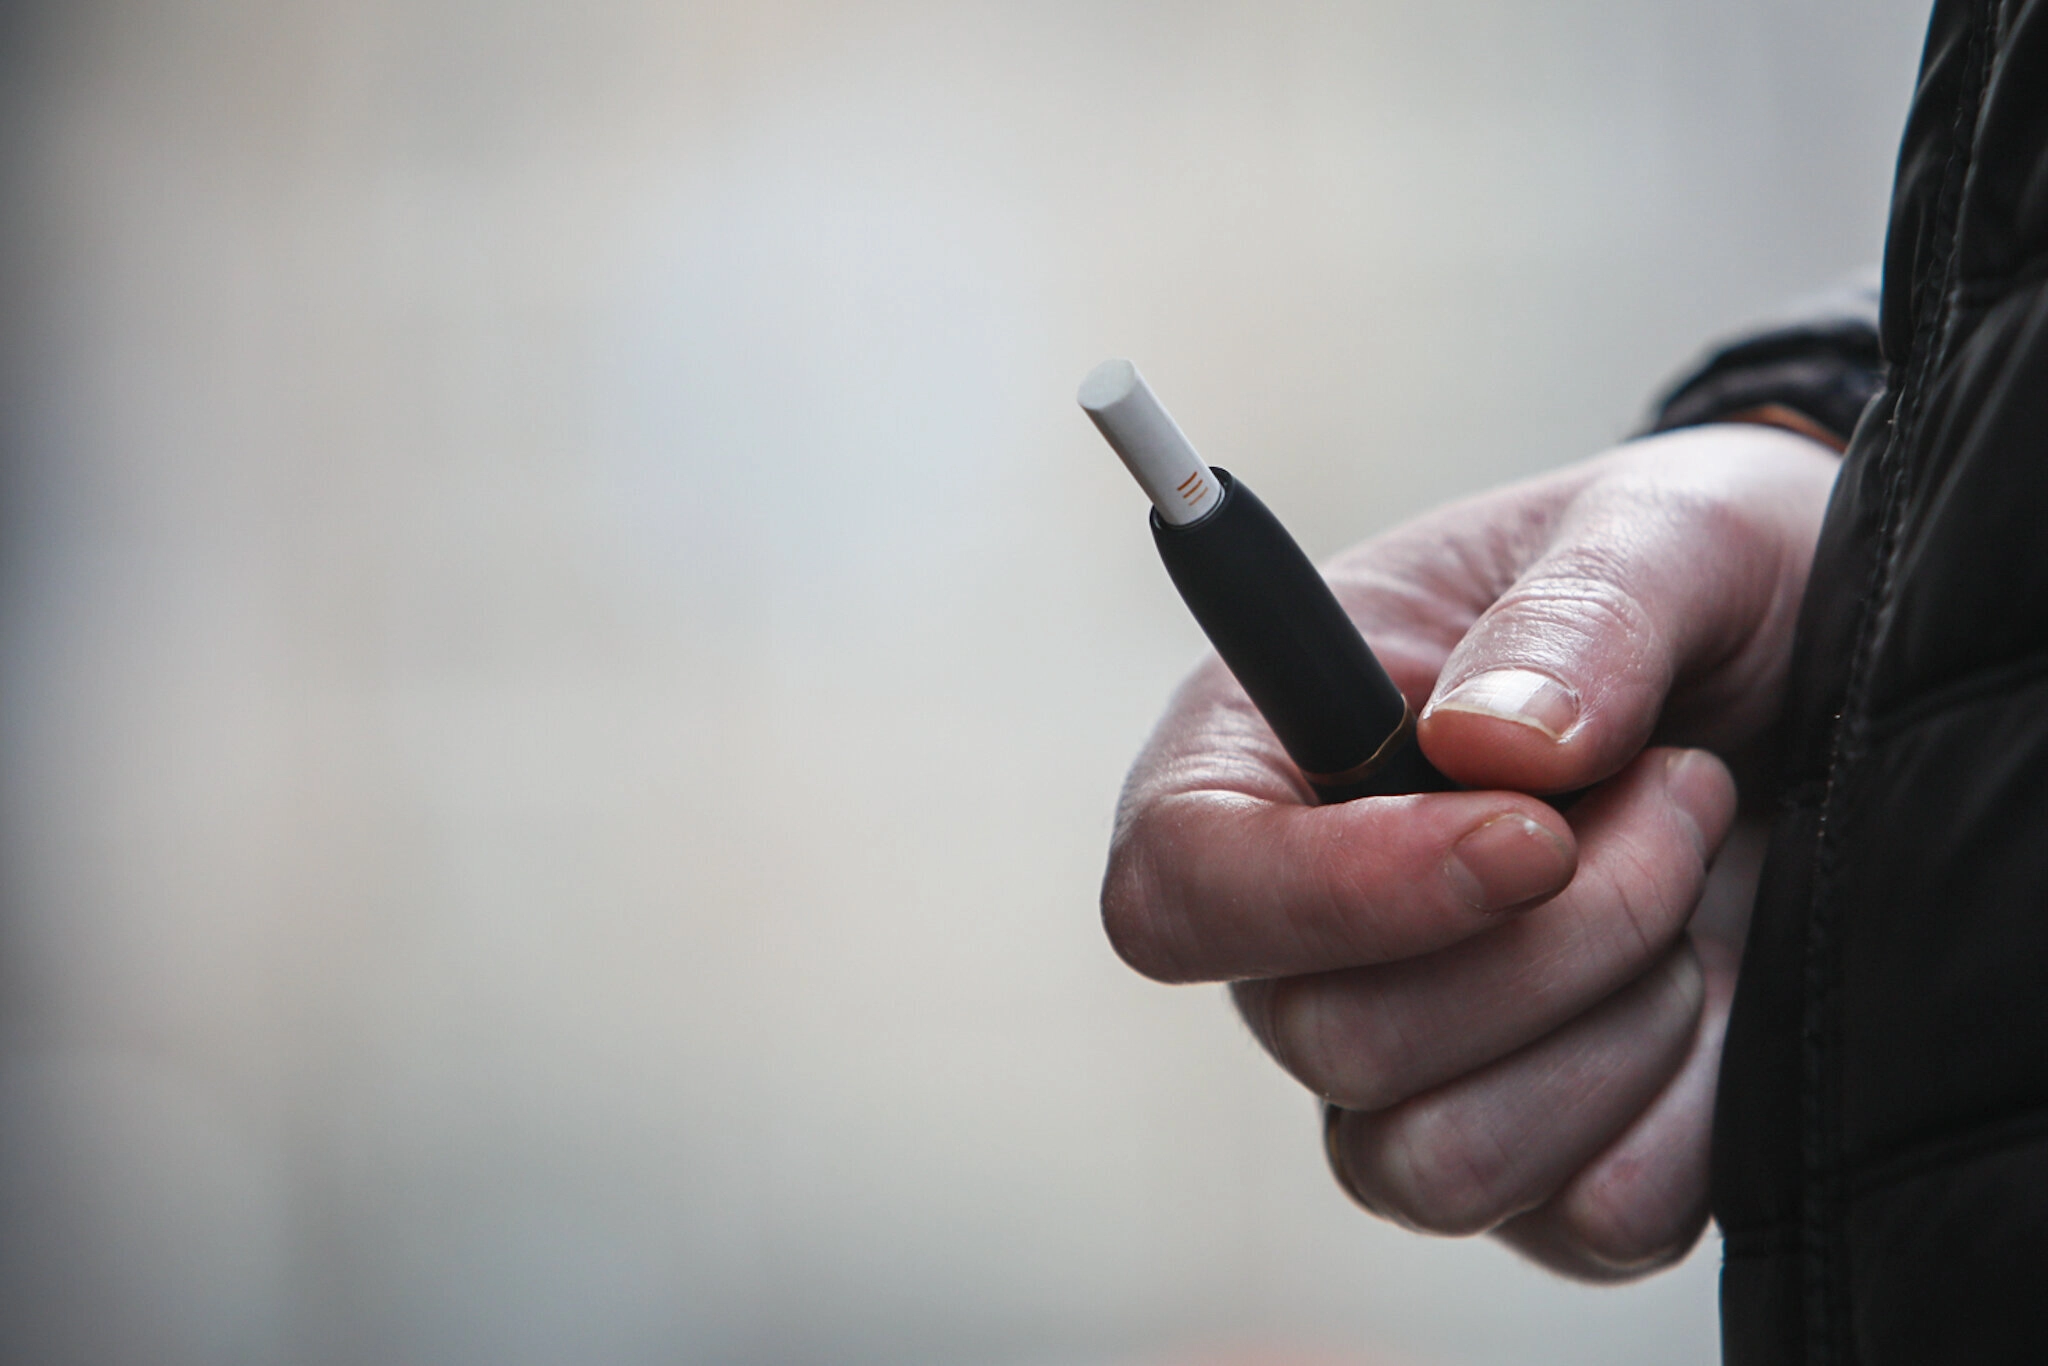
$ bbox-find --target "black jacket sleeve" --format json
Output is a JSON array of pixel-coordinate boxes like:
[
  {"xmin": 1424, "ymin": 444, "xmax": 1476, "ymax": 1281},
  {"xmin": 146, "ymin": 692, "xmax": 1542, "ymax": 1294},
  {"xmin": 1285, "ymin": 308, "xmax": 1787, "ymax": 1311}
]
[{"xmin": 1642, "ymin": 275, "xmax": 1885, "ymax": 449}]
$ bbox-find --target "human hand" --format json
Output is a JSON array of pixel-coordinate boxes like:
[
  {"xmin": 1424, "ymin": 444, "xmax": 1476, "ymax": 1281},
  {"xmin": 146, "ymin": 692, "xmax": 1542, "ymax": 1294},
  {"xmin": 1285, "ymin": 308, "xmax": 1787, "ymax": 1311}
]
[{"xmin": 1100, "ymin": 423, "xmax": 1838, "ymax": 1279}]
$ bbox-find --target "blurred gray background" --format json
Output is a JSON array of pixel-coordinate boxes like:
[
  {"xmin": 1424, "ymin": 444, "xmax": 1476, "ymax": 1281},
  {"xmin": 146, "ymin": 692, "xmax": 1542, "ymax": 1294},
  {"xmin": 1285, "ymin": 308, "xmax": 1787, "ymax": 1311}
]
[{"xmin": 0, "ymin": 2, "xmax": 1928, "ymax": 1363}]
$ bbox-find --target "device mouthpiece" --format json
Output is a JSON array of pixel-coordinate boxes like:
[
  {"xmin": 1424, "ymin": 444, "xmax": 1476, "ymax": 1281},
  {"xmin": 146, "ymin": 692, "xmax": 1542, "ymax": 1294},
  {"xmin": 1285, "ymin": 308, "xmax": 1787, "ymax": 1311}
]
[{"xmin": 1077, "ymin": 359, "xmax": 1221, "ymax": 526}]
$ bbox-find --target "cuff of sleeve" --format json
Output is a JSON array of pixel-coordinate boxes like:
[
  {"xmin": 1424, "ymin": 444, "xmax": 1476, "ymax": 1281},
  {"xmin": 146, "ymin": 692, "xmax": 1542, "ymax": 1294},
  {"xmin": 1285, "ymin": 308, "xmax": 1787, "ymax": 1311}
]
[{"xmin": 1642, "ymin": 280, "xmax": 1885, "ymax": 452}]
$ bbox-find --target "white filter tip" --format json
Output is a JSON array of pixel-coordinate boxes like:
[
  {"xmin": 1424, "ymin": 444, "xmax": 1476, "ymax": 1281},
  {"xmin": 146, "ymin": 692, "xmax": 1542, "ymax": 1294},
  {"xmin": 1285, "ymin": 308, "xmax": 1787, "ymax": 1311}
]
[{"xmin": 1077, "ymin": 359, "xmax": 1221, "ymax": 526}]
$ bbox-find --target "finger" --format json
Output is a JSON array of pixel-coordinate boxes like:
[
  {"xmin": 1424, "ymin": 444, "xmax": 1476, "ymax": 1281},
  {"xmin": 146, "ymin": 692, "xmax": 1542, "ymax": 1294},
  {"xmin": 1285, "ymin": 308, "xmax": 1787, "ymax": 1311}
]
[
  {"xmin": 1236, "ymin": 747, "xmax": 1733, "ymax": 1109},
  {"xmin": 1416, "ymin": 428, "xmax": 1835, "ymax": 794},
  {"xmin": 1102, "ymin": 778, "xmax": 1575, "ymax": 984},
  {"xmin": 1490, "ymin": 923, "xmax": 1738, "ymax": 1281},
  {"xmin": 1326, "ymin": 941, "xmax": 1704, "ymax": 1237}
]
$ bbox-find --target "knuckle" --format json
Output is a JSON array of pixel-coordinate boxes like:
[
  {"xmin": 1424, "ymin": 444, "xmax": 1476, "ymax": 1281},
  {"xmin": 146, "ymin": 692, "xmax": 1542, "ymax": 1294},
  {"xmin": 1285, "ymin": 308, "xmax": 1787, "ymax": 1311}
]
[
  {"xmin": 1262, "ymin": 977, "xmax": 1340, "ymax": 1093},
  {"xmin": 1564, "ymin": 1168, "xmax": 1703, "ymax": 1274},
  {"xmin": 1337, "ymin": 1057, "xmax": 1414, "ymax": 1116},
  {"xmin": 1650, "ymin": 941, "xmax": 1708, "ymax": 1022},
  {"xmin": 1556, "ymin": 1147, "xmax": 1709, "ymax": 1274},
  {"xmin": 1364, "ymin": 1103, "xmax": 1516, "ymax": 1235},
  {"xmin": 1229, "ymin": 978, "xmax": 1279, "ymax": 1053},
  {"xmin": 1570, "ymin": 1164, "xmax": 1658, "ymax": 1259},
  {"xmin": 1584, "ymin": 833, "xmax": 1694, "ymax": 967},
  {"xmin": 1266, "ymin": 977, "xmax": 1416, "ymax": 1112},
  {"xmin": 1504, "ymin": 547, "xmax": 1661, "ymax": 656},
  {"xmin": 1099, "ymin": 834, "xmax": 1194, "ymax": 983}
]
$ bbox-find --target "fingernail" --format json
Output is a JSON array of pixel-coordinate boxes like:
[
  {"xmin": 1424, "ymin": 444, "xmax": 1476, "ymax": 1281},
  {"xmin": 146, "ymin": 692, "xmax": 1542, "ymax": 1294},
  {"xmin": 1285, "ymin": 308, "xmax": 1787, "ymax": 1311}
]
[
  {"xmin": 1444, "ymin": 814, "xmax": 1574, "ymax": 913},
  {"xmin": 1663, "ymin": 749, "xmax": 1732, "ymax": 860},
  {"xmin": 1427, "ymin": 668, "xmax": 1580, "ymax": 740}
]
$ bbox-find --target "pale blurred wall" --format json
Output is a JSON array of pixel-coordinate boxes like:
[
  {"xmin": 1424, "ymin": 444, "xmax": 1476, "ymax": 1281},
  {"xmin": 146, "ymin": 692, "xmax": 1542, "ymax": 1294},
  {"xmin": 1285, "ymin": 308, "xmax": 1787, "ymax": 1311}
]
[{"xmin": 0, "ymin": 2, "xmax": 1927, "ymax": 1364}]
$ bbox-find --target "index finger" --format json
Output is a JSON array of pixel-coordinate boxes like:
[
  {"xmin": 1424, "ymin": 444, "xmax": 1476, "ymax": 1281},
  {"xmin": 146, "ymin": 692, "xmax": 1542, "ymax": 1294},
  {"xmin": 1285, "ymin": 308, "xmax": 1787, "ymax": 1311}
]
[{"xmin": 1101, "ymin": 685, "xmax": 1576, "ymax": 983}]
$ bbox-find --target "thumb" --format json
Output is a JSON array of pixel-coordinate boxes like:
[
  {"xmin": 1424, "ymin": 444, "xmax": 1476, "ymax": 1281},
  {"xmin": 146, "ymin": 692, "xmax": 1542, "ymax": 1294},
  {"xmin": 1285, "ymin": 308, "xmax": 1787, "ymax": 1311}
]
[{"xmin": 1415, "ymin": 439, "xmax": 1821, "ymax": 793}]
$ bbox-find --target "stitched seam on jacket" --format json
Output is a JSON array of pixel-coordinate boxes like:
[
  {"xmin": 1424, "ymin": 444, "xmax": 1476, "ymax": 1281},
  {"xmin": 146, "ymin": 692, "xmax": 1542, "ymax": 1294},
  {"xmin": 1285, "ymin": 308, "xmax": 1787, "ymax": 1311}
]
[{"xmin": 1799, "ymin": 7, "xmax": 1997, "ymax": 1362}]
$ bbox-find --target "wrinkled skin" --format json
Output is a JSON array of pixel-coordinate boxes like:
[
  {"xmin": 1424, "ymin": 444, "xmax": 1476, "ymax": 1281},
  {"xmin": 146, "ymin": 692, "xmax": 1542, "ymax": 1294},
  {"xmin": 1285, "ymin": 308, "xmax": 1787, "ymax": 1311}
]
[{"xmin": 1101, "ymin": 424, "xmax": 1838, "ymax": 1280}]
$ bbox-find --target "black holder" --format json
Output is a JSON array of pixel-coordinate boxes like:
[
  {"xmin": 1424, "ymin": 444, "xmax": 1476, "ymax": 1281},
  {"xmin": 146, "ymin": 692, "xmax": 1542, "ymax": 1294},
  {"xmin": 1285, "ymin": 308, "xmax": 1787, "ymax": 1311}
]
[{"xmin": 1150, "ymin": 469, "xmax": 1452, "ymax": 803}]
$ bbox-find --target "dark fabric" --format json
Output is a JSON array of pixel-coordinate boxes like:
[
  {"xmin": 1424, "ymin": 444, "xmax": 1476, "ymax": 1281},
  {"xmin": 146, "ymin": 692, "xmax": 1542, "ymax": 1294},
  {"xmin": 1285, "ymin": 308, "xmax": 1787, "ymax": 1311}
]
[
  {"xmin": 1646, "ymin": 282, "xmax": 1884, "ymax": 446},
  {"xmin": 1712, "ymin": 1, "xmax": 2048, "ymax": 1360}
]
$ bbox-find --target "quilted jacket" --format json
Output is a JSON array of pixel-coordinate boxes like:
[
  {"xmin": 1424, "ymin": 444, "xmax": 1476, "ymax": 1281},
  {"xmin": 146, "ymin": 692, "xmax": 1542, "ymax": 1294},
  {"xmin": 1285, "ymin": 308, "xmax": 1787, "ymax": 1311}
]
[{"xmin": 1654, "ymin": 2, "xmax": 2048, "ymax": 1359}]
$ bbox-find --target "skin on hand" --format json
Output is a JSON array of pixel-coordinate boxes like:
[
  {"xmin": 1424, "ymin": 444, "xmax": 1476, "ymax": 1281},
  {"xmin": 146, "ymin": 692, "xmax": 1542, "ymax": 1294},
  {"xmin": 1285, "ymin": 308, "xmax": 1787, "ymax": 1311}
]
[{"xmin": 1100, "ymin": 424, "xmax": 1839, "ymax": 1280}]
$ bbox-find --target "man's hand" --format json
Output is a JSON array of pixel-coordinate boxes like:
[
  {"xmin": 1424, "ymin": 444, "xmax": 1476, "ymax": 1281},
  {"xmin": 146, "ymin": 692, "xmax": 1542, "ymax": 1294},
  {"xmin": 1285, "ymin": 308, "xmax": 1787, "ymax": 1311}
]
[{"xmin": 1100, "ymin": 424, "xmax": 1838, "ymax": 1279}]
